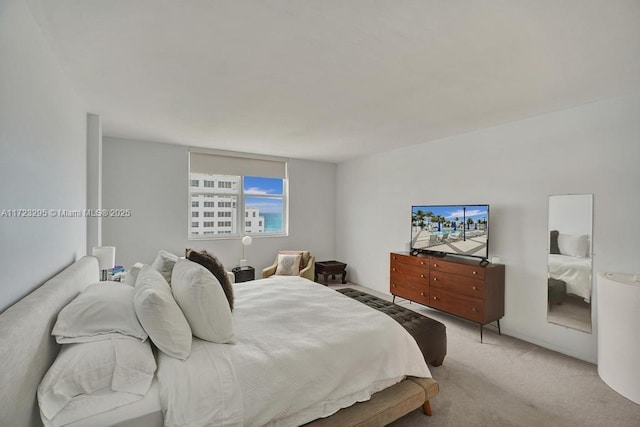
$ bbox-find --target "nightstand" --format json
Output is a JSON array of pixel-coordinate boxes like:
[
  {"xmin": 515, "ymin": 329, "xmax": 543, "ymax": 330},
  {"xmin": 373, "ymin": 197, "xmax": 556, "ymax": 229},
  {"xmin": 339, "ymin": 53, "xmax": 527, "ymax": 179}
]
[{"xmin": 232, "ymin": 266, "xmax": 255, "ymax": 283}]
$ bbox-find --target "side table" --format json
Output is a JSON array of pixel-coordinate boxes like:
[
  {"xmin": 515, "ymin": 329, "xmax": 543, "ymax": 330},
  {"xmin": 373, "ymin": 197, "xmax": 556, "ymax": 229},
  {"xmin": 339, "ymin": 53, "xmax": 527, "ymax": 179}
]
[
  {"xmin": 315, "ymin": 260, "xmax": 347, "ymax": 285},
  {"xmin": 232, "ymin": 266, "xmax": 255, "ymax": 283}
]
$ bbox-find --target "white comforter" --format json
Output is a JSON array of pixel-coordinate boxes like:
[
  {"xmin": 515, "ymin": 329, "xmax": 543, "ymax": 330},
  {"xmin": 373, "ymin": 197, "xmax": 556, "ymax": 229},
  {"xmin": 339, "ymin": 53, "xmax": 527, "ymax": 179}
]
[
  {"xmin": 548, "ymin": 254, "xmax": 592, "ymax": 302},
  {"xmin": 157, "ymin": 277, "xmax": 431, "ymax": 427}
]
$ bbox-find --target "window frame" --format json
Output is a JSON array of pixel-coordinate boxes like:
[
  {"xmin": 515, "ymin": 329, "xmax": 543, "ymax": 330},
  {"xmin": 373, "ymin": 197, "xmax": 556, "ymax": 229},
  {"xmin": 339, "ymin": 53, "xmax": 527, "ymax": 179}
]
[{"xmin": 188, "ymin": 150, "xmax": 288, "ymax": 241}]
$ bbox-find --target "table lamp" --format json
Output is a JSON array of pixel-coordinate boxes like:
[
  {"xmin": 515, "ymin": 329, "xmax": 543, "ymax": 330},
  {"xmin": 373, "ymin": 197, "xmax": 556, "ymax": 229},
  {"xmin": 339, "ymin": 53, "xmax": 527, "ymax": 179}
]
[
  {"xmin": 92, "ymin": 246, "xmax": 116, "ymax": 280},
  {"xmin": 240, "ymin": 236, "xmax": 252, "ymax": 266}
]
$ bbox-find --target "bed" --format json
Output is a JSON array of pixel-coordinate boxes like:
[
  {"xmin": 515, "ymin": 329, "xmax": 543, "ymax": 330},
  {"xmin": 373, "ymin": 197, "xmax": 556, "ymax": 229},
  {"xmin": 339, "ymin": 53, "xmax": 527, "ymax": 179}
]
[
  {"xmin": 547, "ymin": 254, "xmax": 592, "ymax": 302},
  {"xmin": 0, "ymin": 256, "xmax": 439, "ymax": 426}
]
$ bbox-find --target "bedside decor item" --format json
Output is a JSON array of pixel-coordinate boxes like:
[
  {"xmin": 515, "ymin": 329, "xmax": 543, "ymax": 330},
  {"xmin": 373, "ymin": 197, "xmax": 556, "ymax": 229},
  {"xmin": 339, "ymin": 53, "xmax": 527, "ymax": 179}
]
[
  {"xmin": 92, "ymin": 246, "xmax": 115, "ymax": 281},
  {"xmin": 240, "ymin": 235, "xmax": 252, "ymax": 266}
]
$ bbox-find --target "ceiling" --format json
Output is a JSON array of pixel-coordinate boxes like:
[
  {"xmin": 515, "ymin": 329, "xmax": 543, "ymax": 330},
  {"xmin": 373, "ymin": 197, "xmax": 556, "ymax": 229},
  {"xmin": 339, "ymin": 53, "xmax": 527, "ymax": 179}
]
[{"xmin": 26, "ymin": 0, "xmax": 640, "ymax": 163}]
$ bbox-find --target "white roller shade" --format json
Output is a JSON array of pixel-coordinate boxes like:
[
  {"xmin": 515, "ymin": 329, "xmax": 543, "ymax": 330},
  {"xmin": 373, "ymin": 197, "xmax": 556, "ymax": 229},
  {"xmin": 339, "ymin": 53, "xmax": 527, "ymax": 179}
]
[{"xmin": 190, "ymin": 151, "xmax": 286, "ymax": 178}]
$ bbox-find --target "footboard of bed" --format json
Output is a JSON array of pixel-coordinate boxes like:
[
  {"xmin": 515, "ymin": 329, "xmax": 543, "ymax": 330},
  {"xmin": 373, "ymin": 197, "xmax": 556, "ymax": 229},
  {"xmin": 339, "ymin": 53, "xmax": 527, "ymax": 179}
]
[{"xmin": 303, "ymin": 376, "xmax": 439, "ymax": 426}]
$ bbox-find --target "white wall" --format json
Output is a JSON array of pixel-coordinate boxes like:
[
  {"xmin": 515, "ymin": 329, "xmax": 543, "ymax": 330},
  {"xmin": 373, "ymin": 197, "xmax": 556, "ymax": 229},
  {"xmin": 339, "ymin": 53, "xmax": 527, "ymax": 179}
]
[
  {"xmin": 102, "ymin": 137, "xmax": 336, "ymax": 274},
  {"xmin": 0, "ymin": 0, "xmax": 87, "ymax": 311},
  {"xmin": 336, "ymin": 94, "xmax": 640, "ymax": 363}
]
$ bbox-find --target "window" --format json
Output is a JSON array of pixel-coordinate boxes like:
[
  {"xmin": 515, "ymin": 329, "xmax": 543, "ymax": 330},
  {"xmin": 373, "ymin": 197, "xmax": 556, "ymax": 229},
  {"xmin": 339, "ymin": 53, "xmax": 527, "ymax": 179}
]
[
  {"xmin": 191, "ymin": 180, "xmax": 199, "ymax": 187},
  {"xmin": 191, "ymin": 221, "xmax": 198, "ymax": 227},
  {"xmin": 192, "ymin": 212, "xmax": 199, "ymax": 217},
  {"xmin": 189, "ymin": 151, "xmax": 287, "ymax": 238}
]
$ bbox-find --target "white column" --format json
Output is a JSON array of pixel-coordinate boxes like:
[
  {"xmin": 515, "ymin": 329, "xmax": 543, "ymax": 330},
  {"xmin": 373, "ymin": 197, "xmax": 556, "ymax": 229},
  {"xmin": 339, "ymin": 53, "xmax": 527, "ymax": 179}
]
[
  {"xmin": 86, "ymin": 113, "xmax": 102, "ymax": 251},
  {"xmin": 597, "ymin": 272, "xmax": 640, "ymax": 404}
]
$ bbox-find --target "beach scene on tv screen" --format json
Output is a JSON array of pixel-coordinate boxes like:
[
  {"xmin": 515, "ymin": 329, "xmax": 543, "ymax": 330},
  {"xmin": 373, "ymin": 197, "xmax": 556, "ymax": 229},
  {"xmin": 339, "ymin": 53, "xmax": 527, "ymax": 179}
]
[{"xmin": 411, "ymin": 205, "xmax": 488, "ymax": 257}]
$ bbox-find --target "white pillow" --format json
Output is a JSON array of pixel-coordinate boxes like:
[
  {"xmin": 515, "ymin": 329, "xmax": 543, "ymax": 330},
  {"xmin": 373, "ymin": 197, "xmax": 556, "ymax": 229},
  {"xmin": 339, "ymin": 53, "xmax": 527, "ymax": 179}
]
[
  {"xmin": 275, "ymin": 253, "xmax": 302, "ymax": 276},
  {"xmin": 133, "ymin": 265, "xmax": 192, "ymax": 360},
  {"xmin": 557, "ymin": 234, "xmax": 590, "ymax": 257},
  {"xmin": 52, "ymin": 282, "xmax": 147, "ymax": 344},
  {"xmin": 171, "ymin": 259, "xmax": 235, "ymax": 344},
  {"xmin": 124, "ymin": 262, "xmax": 146, "ymax": 287},
  {"xmin": 151, "ymin": 250, "xmax": 179, "ymax": 285},
  {"xmin": 37, "ymin": 338, "xmax": 156, "ymax": 422}
]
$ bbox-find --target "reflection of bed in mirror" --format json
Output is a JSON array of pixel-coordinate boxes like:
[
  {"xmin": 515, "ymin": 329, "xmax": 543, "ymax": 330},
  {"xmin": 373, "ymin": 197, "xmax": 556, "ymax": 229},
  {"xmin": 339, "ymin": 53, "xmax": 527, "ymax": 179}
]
[
  {"xmin": 548, "ymin": 230, "xmax": 592, "ymax": 302},
  {"xmin": 548, "ymin": 254, "xmax": 592, "ymax": 302}
]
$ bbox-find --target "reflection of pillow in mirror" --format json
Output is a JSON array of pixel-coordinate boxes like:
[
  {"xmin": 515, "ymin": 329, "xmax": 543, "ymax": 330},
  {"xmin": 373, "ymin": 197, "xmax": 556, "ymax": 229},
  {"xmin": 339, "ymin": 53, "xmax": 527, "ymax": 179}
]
[
  {"xmin": 549, "ymin": 230, "xmax": 560, "ymax": 254},
  {"xmin": 558, "ymin": 234, "xmax": 590, "ymax": 257}
]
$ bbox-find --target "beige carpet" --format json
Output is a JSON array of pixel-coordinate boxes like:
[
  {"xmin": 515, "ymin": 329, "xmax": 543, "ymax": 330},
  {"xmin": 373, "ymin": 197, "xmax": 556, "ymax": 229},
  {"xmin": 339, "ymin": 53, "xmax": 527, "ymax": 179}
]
[{"xmin": 332, "ymin": 284, "xmax": 640, "ymax": 427}]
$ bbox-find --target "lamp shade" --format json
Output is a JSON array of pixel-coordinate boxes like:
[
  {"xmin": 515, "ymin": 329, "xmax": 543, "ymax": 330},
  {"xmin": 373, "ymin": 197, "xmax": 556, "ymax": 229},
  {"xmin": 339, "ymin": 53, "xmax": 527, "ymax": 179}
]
[
  {"xmin": 92, "ymin": 246, "xmax": 116, "ymax": 270},
  {"xmin": 240, "ymin": 236, "xmax": 252, "ymax": 266}
]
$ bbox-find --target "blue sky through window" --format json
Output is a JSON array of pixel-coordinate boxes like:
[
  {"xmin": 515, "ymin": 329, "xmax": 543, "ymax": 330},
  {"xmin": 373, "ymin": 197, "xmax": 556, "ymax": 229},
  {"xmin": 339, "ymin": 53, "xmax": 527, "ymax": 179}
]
[{"xmin": 244, "ymin": 176, "xmax": 283, "ymax": 195}]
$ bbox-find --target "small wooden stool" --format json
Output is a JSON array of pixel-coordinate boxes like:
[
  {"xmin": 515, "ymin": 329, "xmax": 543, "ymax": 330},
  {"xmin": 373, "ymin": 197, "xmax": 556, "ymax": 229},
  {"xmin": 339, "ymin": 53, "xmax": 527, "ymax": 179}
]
[{"xmin": 314, "ymin": 260, "xmax": 347, "ymax": 285}]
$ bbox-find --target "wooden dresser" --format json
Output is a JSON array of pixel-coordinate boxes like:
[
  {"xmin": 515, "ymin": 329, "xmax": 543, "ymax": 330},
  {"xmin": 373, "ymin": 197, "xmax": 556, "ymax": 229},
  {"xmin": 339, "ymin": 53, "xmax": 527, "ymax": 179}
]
[{"xmin": 390, "ymin": 252, "xmax": 505, "ymax": 342}]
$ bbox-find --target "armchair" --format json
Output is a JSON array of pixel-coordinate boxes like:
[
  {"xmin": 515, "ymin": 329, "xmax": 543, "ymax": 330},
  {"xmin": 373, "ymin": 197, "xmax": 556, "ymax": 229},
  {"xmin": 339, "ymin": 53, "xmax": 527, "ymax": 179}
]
[{"xmin": 262, "ymin": 251, "xmax": 315, "ymax": 281}]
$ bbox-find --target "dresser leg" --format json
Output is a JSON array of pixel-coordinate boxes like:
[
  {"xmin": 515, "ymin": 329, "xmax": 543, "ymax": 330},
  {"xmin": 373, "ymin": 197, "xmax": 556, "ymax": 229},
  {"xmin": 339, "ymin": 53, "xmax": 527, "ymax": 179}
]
[
  {"xmin": 497, "ymin": 319, "xmax": 501, "ymax": 335},
  {"xmin": 480, "ymin": 324, "xmax": 484, "ymax": 343}
]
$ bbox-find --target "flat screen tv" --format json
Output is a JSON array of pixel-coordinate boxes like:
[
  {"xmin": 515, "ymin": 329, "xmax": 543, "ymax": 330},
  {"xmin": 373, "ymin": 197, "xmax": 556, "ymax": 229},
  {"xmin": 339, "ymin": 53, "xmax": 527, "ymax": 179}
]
[{"xmin": 411, "ymin": 204, "xmax": 490, "ymax": 261}]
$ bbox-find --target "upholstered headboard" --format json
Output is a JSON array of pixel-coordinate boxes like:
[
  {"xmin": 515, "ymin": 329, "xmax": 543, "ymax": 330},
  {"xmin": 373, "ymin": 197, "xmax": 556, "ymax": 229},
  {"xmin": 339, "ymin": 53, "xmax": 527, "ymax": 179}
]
[{"xmin": 0, "ymin": 256, "xmax": 99, "ymax": 427}]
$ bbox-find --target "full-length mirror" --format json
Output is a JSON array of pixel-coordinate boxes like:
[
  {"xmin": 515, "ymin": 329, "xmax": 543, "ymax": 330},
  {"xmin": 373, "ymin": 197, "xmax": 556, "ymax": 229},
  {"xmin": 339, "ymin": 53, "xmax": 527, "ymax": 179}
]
[{"xmin": 547, "ymin": 194, "xmax": 593, "ymax": 333}]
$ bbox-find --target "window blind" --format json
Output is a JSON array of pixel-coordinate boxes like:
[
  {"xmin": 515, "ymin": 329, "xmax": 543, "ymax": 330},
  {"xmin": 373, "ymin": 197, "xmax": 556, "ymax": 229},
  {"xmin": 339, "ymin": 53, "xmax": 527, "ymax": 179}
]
[{"xmin": 190, "ymin": 151, "xmax": 287, "ymax": 178}]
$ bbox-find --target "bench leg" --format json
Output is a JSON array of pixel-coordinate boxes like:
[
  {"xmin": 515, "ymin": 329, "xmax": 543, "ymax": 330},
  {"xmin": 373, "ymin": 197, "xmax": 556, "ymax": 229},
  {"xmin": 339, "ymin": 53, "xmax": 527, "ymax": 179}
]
[{"xmin": 422, "ymin": 400, "xmax": 432, "ymax": 416}]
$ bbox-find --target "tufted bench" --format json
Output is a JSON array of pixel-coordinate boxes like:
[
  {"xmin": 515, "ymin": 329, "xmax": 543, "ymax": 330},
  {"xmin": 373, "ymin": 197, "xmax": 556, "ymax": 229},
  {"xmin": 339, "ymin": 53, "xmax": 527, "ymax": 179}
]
[{"xmin": 336, "ymin": 288, "xmax": 447, "ymax": 366}]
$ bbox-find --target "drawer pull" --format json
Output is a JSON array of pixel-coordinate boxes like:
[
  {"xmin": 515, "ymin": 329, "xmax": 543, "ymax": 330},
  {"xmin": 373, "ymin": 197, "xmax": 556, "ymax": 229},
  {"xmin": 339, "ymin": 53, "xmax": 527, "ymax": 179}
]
[
  {"xmin": 471, "ymin": 307, "xmax": 477, "ymax": 312},
  {"xmin": 421, "ymin": 292, "xmax": 425, "ymax": 296},
  {"xmin": 420, "ymin": 274, "xmax": 425, "ymax": 278},
  {"xmin": 392, "ymin": 268, "xmax": 396, "ymax": 271},
  {"xmin": 473, "ymin": 271, "xmax": 477, "ymax": 275},
  {"xmin": 433, "ymin": 277, "xmax": 437, "ymax": 281},
  {"xmin": 393, "ymin": 256, "xmax": 396, "ymax": 260},
  {"xmin": 392, "ymin": 284, "xmax": 397, "ymax": 288},
  {"xmin": 472, "ymin": 286, "xmax": 477, "ymax": 290},
  {"xmin": 433, "ymin": 263, "xmax": 438, "ymax": 267},
  {"xmin": 433, "ymin": 296, "xmax": 438, "ymax": 300},
  {"xmin": 420, "ymin": 261, "xmax": 424, "ymax": 265}
]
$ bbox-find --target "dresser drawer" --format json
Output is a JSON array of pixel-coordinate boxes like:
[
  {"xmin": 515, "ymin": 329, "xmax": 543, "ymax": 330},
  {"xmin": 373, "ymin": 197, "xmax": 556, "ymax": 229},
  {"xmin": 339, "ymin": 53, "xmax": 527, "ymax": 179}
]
[
  {"xmin": 429, "ymin": 288, "xmax": 485, "ymax": 323},
  {"xmin": 430, "ymin": 259, "xmax": 485, "ymax": 279},
  {"xmin": 390, "ymin": 253, "xmax": 430, "ymax": 269},
  {"xmin": 390, "ymin": 262, "xmax": 430, "ymax": 284},
  {"xmin": 390, "ymin": 280, "xmax": 430, "ymax": 305},
  {"xmin": 430, "ymin": 271, "xmax": 484, "ymax": 299}
]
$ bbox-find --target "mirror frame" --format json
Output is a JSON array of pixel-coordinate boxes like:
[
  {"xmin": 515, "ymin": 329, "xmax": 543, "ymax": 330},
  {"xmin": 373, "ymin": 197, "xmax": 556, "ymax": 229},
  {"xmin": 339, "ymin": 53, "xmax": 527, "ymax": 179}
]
[{"xmin": 547, "ymin": 194, "xmax": 593, "ymax": 333}]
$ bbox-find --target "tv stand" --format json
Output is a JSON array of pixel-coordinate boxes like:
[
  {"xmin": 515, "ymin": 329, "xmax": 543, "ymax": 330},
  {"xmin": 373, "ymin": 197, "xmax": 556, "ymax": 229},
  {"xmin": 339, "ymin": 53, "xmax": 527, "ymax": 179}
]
[{"xmin": 390, "ymin": 252, "xmax": 505, "ymax": 343}]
